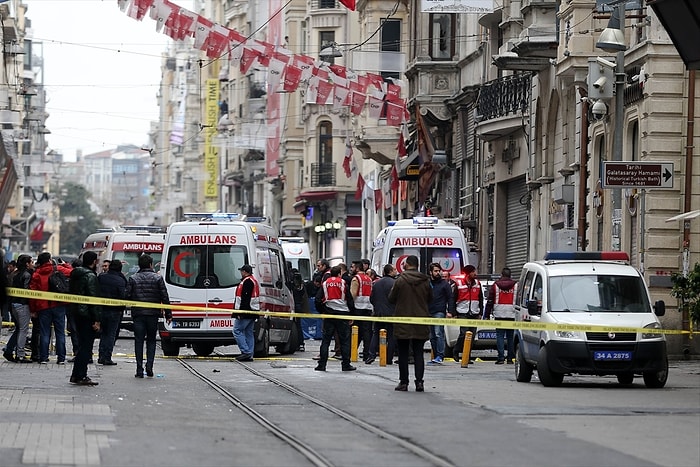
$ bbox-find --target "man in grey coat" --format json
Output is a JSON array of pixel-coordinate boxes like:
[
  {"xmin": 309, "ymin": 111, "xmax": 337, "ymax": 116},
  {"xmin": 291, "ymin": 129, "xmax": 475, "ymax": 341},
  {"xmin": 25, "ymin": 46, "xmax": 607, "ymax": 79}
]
[
  {"xmin": 365, "ymin": 264, "xmax": 397, "ymax": 365},
  {"xmin": 126, "ymin": 254, "xmax": 171, "ymax": 378}
]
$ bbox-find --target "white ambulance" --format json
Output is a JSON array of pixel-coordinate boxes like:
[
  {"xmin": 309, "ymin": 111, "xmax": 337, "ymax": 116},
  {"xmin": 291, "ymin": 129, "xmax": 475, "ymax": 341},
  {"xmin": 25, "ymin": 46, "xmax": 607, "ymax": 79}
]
[
  {"xmin": 279, "ymin": 237, "xmax": 313, "ymax": 282},
  {"xmin": 80, "ymin": 226, "xmax": 167, "ymax": 332},
  {"xmin": 158, "ymin": 213, "xmax": 298, "ymax": 358}
]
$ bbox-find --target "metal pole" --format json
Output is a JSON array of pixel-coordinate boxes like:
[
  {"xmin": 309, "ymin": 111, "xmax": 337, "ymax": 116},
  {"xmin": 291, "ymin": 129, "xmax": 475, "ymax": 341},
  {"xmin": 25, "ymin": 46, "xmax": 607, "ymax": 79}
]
[
  {"xmin": 578, "ymin": 89, "xmax": 589, "ymax": 251},
  {"xmin": 611, "ymin": 2, "xmax": 626, "ymax": 251}
]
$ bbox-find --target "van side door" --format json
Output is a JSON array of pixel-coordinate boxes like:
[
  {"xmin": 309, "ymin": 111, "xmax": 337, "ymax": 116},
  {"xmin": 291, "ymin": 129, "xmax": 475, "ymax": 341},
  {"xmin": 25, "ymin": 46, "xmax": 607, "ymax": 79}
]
[{"xmin": 516, "ymin": 269, "xmax": 543, "ymax": 359}]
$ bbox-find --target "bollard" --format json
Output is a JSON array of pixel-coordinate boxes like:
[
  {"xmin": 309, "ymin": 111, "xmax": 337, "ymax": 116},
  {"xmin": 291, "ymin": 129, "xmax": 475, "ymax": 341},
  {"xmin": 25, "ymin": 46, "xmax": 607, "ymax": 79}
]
[
  {"xmin": 379, "ymin": 329, "xmax": 387, "ymax": 366},
  {"xmin": 460, "ymin": 331, "xmax": 473, "ymax": 368},
  {"xmin": 351, "ymin": 325, "xmax": 359, "ymax": 362}
]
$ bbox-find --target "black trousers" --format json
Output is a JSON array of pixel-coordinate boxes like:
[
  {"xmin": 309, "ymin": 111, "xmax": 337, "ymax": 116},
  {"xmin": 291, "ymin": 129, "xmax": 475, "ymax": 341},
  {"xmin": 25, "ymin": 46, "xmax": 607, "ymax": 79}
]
[
  {"xmin": 318, "ymin": 317, "xmax": 351, "ymax": 368},
  {"xmin": 396, "ymin": 339, "xmax": 426, "ymax": 384}
]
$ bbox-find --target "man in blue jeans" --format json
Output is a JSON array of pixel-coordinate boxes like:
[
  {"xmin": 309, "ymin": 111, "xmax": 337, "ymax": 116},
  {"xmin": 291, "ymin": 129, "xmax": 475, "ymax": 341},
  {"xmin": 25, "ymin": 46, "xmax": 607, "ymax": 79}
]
[
  {"xmin": 484, "ymin": 267, "xmax": 517, "ymax": 364},
  {"xmin": 427, "ymin": 263, "xmax": 454, "ymax": 364},
  {"xmin": 232, "ymin": 265, "xmax": 260, "ymax": 361}
]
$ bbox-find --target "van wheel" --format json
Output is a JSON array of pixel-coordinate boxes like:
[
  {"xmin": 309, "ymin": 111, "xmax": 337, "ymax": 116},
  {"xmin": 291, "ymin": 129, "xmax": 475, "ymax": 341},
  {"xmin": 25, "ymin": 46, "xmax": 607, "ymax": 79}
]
[
  {"xmin": 515, "ymin": 343, "xmax": 533, "ymax": 383},
  {"xmin": 643, "ymin": 358, "xmax": 668, "ymax": 388},
  {"xmin": 254, "ymin": 327, "xmax": 270, "ymax": 358},
  {"xmin": 161, "ymin": 339, "xmax": 180, "ymax": 357},
  {"xmin": 192, "ymin": 344, "xmax": 215, "ymax": 357},
  {"xmin": 617, "ymin": 373, "xmax": 634, "ymax": 385},
  {"xmin": 537, "ymin": 346, "xmax": 564, "ymax": 387},
  {"xmin": 276, "ymin": 325, "xmax": 299, "ymax": 355}
]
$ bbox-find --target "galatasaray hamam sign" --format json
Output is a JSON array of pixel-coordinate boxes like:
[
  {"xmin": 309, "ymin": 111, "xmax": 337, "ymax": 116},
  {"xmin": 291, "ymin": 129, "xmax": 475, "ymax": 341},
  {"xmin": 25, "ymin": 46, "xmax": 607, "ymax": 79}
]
[{"xmin": 421, "ymin": 0, "xmax": 494, "ymax": 13}]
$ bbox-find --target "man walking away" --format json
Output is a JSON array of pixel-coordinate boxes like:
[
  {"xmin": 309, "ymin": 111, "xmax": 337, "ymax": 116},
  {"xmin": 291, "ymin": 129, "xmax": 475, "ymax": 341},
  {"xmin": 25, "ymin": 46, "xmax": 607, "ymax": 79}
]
[
  {"xmin": 484, "ymin": 267, "xmax": 517, "ymax": 364},
  {"xmin": 29, "ymin": 252, "xmax": 71, "ymax": 364},
  {"xmin": 232, "ymin": 264, "xmax": 259, "ymax": 362},
  {"xmin": 388, "ymin": 255, "xmax": 432, "ymax": 392},
  {"xmin": 427, "ymin": 262, "xmax": 454, "ymax": 365},
  {"xmin": 314, "ymin": 266, "xmax": 356, "ymax": 372},
  {"xmin": 366, "ymin": 264, "xmax": 397, "ymax": 365},
  {"xmin": 126, "ymin": 254, "xmax": 171, "ymax": 377},
  {"xmin": 69, "ymin": 251, "xmax": 101, "ymax": 385},
  {"xmin": 97, "ymin": 259, "xmax": 127, "ymax": 365}
]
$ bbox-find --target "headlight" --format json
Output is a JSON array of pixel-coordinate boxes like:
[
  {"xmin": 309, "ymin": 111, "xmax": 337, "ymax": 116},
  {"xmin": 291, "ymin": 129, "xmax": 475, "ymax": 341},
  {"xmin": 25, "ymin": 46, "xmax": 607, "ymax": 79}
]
[
  {"xmin": 554, "ymin": 330, "xmax": 583, "ymax": 339},
  {"xmin": 642, "ymin": 322, "xmax": 664, "ymax": 339}
]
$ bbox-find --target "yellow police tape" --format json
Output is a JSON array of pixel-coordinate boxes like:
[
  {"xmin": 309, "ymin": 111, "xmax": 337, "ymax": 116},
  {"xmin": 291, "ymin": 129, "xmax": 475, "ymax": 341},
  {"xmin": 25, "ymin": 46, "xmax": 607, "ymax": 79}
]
[{"xmin": 4, "ymin": 287, "xmax": 697, "ymax": 336}]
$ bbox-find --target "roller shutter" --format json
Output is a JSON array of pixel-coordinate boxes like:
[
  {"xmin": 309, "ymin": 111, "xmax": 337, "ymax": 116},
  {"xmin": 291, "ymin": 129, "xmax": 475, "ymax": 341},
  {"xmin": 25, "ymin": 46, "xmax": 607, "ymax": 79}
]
[{"xmin": 505, "ymin": 178, "xmax": 528, "ymax": 280}]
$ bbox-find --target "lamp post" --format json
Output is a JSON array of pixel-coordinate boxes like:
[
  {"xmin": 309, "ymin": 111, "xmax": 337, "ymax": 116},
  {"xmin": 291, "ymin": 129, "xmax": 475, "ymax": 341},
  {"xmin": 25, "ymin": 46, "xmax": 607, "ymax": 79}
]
[{"xmin": 596, "ymin": 1, "xmax": 627, "ymax": 251}]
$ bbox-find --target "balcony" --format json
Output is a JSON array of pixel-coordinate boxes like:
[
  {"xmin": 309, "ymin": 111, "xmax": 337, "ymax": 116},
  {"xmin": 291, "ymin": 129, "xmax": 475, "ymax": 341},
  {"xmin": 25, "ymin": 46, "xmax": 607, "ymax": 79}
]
[
  {"xmin": 475, "ymin": 74, "xmax": 531, "ymax": 142},
  {"xmin": 311, "ymin": 162, "xmax": 336, "ymax": 187}
]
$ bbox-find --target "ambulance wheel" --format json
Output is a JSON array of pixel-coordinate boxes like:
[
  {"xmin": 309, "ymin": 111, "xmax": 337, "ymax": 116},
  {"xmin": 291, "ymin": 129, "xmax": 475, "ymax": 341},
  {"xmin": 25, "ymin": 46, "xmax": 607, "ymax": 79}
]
[
  {"xmin": 515, "ymin": 343, "xmax": 533, "ymax": 383},
  {"xmin": 276, "ymin": 325, "xmax": 299, "ymax": 355},
  {"xmin": 537, "ymin": 346, "xmax": 563, "ymax": 387},
  {"xmin": 161, "ymin": 339, "xmax": 180, "ymax": 357},
  {"xmin": 192, "ymin": 344, "xmax": 215, "ymax": 357},
  {"xmin": 643, "ymin": 358, "xmax": 668, "ymax": 388},
  {"xmin": 254, "ymin": 328, "xmax": 270, "ymax": 358}
]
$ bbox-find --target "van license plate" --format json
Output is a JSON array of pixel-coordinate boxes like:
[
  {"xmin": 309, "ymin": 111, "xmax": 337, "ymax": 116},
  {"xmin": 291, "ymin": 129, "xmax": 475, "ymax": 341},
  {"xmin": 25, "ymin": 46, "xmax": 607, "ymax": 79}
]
[
  {"xmin": 594, "ymin": 351, "xmax": 632, "ymax": 361},
  {"xmin": 173, "ymin": 320, "xmax": 202, "ymax": 329},
  {"xmin": 477, "ymin": 331, "xmax": 497, "ymax": 340}
]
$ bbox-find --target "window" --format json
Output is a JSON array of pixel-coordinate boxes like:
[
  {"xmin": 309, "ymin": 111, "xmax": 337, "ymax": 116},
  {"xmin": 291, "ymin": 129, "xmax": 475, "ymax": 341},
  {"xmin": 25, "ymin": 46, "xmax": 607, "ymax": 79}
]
[
  {"xmin": 430, "ymin": 14, "xmax": 455, "ymax": 60},
  {"xmin": 319, "ymin": 31, "xmax": 336, "ymax": 64},
  {"xmin": 381, "ymin": 19, "xmax": 401, "ymax": 52},
  {"xmin": 165, "ymin": 244, "xmax": 248, "ymax": 288},
  {"xmin": 388, "ymin": 247, "xmax": 464, "ymax": 275},
  {"xmin": 318, "ymin": 121, "xmax": 333, "ymax": 164}
]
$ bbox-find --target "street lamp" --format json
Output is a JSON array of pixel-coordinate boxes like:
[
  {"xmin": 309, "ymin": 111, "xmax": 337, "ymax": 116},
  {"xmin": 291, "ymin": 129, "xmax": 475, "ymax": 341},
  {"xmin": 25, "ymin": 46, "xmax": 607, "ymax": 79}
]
[{"xmin": 596, "ymin": 1, "xmax": 627, "ymax": 251}]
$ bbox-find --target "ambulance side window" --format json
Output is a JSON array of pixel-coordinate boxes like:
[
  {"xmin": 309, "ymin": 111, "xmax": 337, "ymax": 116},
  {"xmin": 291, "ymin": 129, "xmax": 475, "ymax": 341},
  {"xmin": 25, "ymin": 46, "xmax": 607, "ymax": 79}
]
[{"xmin": 269, "ymin": 249, "xmax": 285, "ymax": 289}]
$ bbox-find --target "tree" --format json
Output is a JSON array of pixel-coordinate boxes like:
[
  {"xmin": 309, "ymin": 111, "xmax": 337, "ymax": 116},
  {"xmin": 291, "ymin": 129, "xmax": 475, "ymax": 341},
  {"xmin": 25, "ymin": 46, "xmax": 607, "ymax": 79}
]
[
  {"xmin": 671, "ymin": 262, "xmax": 700, "ymax": 329},
  {"xmin": 58, "ymin": 183, "xmax": 104, "ymax": 254}
]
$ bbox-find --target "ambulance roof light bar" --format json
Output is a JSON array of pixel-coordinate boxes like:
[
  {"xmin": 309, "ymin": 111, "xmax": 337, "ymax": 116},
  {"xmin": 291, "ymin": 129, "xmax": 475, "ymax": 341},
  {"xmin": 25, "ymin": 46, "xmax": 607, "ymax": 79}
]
[
  {"xmin": 121, "ymin": 225, "xmax": 167, "ymax": 233},
  {"xmin": 183, "ymin": 212, "xmax": 246, "ymax": 222},
  {"xmin": 544, "ymin": 251, "xmax": 630, "ymax": 262},
  {"xmin": 413, "ymin": 216, "xmax": 439, "ymax": 228}
]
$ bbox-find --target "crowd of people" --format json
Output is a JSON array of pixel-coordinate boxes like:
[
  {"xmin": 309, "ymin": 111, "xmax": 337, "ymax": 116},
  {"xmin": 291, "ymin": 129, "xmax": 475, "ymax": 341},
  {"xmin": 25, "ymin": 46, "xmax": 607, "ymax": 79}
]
[
  {"xmin": 303, "ymin": 256, "xmax": 519, "ymax": 392},
  {"xmin": 1, "ymin": 251, "xmax": 171, "ymax": 386}
]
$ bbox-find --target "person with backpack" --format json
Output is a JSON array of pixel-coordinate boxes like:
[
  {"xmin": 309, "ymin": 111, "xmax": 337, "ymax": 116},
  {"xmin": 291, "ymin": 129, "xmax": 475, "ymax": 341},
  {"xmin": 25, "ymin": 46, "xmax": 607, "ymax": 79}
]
[{"xmin": 29, "ymin": 252, "xmax": 72, "ymax": 364}]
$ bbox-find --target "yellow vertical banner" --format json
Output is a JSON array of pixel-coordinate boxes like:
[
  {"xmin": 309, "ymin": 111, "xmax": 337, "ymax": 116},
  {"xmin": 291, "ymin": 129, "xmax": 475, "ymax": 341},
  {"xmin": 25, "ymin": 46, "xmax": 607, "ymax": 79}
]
[{"xmin": 204, "ymin": 79, "xmax": 219, "ymax": 203}]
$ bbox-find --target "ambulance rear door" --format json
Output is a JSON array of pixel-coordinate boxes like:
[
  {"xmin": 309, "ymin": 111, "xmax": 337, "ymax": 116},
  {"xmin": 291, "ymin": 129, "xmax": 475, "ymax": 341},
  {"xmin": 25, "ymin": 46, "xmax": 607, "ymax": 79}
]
[{"xmin": 385, "ymin": 219, "xmax": 467, "ymax": 276}]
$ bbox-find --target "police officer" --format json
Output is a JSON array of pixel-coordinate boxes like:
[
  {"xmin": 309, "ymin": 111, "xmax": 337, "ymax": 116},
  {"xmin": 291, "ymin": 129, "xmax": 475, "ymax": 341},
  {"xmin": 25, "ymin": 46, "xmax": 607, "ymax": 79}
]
[
  {"xmin": 484, "ymin": 267, "xmax": 517, "ymax": 364},
  {"xmin": 314, "ymin": 266, "xmax": 356, "ymax": 372}
]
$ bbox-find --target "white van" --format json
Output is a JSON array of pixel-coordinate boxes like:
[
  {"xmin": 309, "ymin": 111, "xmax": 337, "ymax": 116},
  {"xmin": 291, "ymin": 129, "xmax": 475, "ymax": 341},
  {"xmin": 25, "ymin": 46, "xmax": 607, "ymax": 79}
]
[
  {"xmin": 513, "ymin": 251, "xmax": 668, "ymax": 388},
  {"xmin": 158, "ymin": 213, "xmax": 297, "ymax": 358},
  {"xmin": 80, "ymin": 226, "xmax": 167, "ymax": 331},
  {"xmin": 280, "ymin": 237, "xmax": 312, "ymax": 282}
]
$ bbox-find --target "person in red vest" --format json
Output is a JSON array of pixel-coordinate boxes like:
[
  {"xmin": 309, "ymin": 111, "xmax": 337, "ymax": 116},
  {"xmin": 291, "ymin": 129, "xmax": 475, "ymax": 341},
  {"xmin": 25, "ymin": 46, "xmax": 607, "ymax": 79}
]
[
  {"xmin": 350, "ymin": 260, "xmax": 373, "ymax": 361},
  {"xmin": 314, "ymin": 266, "xmax": 356, "ymax": 372},
  {"xmin": 447, "ymin": 264, "xmax": 483, "ymax": 364},
  {"xmin": 484, "ymin": 267, "xmax": 518, "ymax": 364}
]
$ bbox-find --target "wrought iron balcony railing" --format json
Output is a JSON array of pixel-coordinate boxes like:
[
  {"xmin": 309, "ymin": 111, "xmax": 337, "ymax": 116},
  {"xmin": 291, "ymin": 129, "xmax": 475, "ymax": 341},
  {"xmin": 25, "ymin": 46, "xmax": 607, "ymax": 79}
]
[
  {"xmin": 311, "ymin": 162, "xmax": 336, "ymax": 187},
  {"xmin": 477, "ymin": 73, "xmax": 532, "ymax": 121}
]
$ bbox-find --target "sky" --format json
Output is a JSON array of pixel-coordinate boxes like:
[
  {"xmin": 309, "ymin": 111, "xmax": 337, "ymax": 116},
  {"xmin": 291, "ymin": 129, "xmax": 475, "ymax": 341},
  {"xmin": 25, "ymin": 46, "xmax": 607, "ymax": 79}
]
[{"xmin": 24, "ymin": 0, "xmax": 183, "ymax": 161}]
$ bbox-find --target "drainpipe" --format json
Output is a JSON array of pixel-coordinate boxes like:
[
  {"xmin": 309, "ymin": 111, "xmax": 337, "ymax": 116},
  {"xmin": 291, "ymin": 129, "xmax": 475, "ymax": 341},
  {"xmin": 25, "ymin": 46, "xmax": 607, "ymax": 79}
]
[
  {"xmin": 682, "ymin": 69, "xmax": 695, "ymax": 351},
  {"xmin": 578, "ymin": 89, "xmax": 589, "ymax": 251}
]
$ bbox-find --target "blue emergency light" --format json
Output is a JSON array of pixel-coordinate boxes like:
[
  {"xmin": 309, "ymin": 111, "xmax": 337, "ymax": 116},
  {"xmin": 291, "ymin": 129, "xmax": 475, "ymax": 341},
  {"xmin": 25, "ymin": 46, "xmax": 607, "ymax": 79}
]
[{"xmin": 544, "ymin": 251, "xmax": 630, "ymax": 261}]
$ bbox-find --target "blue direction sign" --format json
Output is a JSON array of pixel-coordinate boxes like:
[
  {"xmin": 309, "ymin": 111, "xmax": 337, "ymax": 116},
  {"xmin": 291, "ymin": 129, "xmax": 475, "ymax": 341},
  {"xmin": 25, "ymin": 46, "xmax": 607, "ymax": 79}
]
[{"xmin": 602, "ymin": 162, "xmax": 674, "ymax": 189}]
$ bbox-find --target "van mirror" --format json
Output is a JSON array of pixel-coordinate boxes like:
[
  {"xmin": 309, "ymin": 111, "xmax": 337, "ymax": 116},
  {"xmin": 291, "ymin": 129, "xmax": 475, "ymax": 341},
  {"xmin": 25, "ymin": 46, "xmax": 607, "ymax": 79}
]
[
  {"xmin": 654, "ymin": 300, "xmax": 666, "ymax": 317},
  {"xmin": 527, "ymin": 299, "xmax": 541, "ymax": 316}
]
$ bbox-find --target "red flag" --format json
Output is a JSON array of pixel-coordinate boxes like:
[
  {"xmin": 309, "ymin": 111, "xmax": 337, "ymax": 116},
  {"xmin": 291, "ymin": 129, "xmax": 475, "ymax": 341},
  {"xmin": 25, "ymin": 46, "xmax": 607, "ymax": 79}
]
[
  {"xmin": 329, "ymin": 64, "xmax": 347, "ymax": 79},
  {"xmin": 193, "ymin": 15, "xmax": 214, "ymax": 50},
  {"xmin": 350, "ymin": 92, "xmax": 365, "ymax": 116},
  {"xmin": 391, "ymin": 165, "xmax": 400, "ymax": 191},
  {"xmin": 386, "ymin": 83, "xmax": 401, "ymax": 102},
  {"xmin": 283, "ymin": 65, "xmax": 302, "ymax": 92},
  {"xmin": 30, "ymin": 219, "xmax": 45, "ymax": 242},
  {"xmin": 343, "ymin": 137, "xmax": 353, "ymax": 178},
  {"xmin": 397, "ymin": 130, "xmax": 407, "ymax": 157},
  {"xmin": 127, "ymin": 0, "xmax": 154, "ymax": 20},
  {"xmin": 374, "ymin": 189, "xmax": 383, "ymax": 212},
  {"xmin": 316, "ymin": 79, "xmax": 333, "ymax": 105},
  {"xmin": 339, "ymin": 0, "xmax": 356, "ymax": 11},
  {"xmin": 240, "ymin": 46, "xmax": 257, "ymax": 74},
  {"xmin": 355, "ymin": 174, "xmax": 365, "ymax": 200},
  {"xmin": 385, "ymin": 101, "xmax": 403, "ymax": 127}
]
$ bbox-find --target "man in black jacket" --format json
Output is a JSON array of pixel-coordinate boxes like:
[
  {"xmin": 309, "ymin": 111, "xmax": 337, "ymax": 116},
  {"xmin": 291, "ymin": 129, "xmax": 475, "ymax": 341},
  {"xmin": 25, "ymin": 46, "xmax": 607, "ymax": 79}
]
[
  {"xmin": 69, "ymin": 251, "xmax": 101, "ymax": 385},
  {"xmin": 365, "ymin": 264, "xmax": 397, "ymax": 365},
  {"xmin": 97, "ymin": 260, "xmax": 127, "ymax": 365},
  {"xmin": 126, "ymin": 254, "xmax": 170, "ymax": 378},
  {"xmin": 427, "ymin": 262, "xmax": 454, "ymax": 365}
]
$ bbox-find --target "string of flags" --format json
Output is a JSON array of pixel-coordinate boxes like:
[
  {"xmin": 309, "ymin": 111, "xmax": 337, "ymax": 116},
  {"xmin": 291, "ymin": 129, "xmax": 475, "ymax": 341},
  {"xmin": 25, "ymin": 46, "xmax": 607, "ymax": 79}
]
[{"xmin": 118, "ymin": 0, "xmax": 420, "ymax": 213}]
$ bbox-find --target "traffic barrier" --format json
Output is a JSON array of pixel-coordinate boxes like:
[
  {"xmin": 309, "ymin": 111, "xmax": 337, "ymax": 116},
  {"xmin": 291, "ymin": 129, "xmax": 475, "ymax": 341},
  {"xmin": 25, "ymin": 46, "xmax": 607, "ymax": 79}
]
[
  {"xmin": 351, "ymin": 325, "xmax": 359, "ymax": 362},
  {"xmin": 6, "ymin": 287, "xmax": 697, "ymax": 336},
  {"xmin": 461, "ymin": 331, "xmax": 473, "ymax": 368},
  {"xmin": 379, "ymin": 328, "xmax": 387, "ymax": 367}
]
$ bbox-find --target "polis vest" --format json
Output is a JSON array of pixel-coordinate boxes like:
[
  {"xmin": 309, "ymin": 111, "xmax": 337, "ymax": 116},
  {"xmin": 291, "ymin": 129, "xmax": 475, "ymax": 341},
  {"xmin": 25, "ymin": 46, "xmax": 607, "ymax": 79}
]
[
  {"xmin": 353, "ymin": 272, "xmax": 373, "ymax": 310},
  {"xmin": 455, "ymin": 277, "xmax": 481, "ymax": 316},
  {"xmin": 493, "ymin": 284, "xmax": 516, "ymax": 319},
  {"xmin": 322, "ymin": 276, "xmax": 350, "ymax": 313}
]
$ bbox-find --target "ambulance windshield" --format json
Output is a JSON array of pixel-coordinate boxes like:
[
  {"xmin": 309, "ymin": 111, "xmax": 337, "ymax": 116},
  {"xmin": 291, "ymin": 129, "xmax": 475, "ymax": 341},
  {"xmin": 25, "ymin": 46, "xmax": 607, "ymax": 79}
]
[
  {"xmin": 165, "ymin": 245, "xmax": 248, "ymax": 288},
  {"xmin": 112, "ymin": 252, "xmax": 163, "ymax": 279}
]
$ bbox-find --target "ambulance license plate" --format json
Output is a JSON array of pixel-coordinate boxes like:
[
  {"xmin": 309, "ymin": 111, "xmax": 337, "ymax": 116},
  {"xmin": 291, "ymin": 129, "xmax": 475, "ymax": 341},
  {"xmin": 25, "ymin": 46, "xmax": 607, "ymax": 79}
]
[
  {"xmin": 594, "ymin": 351, "xmax": 632, "ymax": 361},
  {"xmin": 477, "ymin": 331, "xmax": 497, "ymax": 340},
  {"xmin": 173, "ymin": 319, "xmax": 202, "ymax": 329}
]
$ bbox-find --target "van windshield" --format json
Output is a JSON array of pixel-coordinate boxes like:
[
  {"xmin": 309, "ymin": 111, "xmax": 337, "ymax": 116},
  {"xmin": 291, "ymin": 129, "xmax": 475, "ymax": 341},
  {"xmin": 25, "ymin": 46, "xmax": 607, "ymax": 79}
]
[
  {"xmin": 113, "ymin": 252, "xmax": 163, "ymax": 279},
  {"xmin": 548, "ymin": 275, "xmax": 651, "ymax": 313},
  {"xmin": 165, "ymin": 245, "xmax": 248, "ymax": 288}
]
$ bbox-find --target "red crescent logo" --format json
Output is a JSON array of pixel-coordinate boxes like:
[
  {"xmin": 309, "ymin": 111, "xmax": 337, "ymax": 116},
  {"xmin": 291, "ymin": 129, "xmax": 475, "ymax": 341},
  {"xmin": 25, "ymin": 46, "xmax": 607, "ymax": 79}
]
[
  {"xmin": 174, "ymin": 251, "xmax": 195, "ymax": 278},
  {"xmin": 287, "ymin": 246, "xmax": 303, "ymax": 255},
  {"xmin": 395, "ymin": 255, "xmax": 409, "ymax": 274}
]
